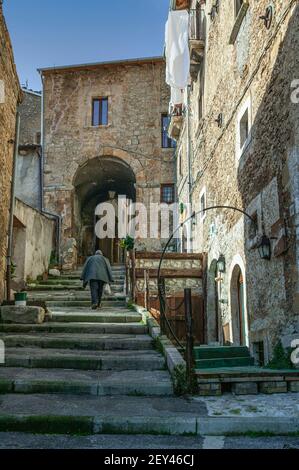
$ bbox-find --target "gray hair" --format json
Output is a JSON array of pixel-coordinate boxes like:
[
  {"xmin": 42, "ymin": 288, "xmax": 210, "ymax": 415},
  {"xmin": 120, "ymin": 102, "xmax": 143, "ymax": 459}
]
[{"xmin": 95, "ymin": 250, "xmax": 103, "ymax": 256}]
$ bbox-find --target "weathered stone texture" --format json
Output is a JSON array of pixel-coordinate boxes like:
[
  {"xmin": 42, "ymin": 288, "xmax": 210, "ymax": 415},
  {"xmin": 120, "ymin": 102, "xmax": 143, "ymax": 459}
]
[
  {"xmin": 13, "ymin": 199, "xmax": 55, "ymax": 282},
  {"xmin": 0, "ymin": 6, "xmax": 22, "ymax": 303},
  {"xmin": 16, "ymin": 90, "xmax": 42, "ymax": 209},
  {"xmin": 174, "ymin": 1, "xmax": 299, "ymax": 353},
  {"xmin": 0, "ymin": 306, "xmax": 46, "ymax": 325}
]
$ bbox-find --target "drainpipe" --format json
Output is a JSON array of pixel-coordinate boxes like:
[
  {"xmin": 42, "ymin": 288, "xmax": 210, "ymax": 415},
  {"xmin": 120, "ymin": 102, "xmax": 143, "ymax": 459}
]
[
  {"xmin": 39, "ymin": 72, "xmax": 62, "ymax": 267},
  {"xmin": 6, "ymin": 112, "xmax": 20, "ymax": 301},
  {"xmin": 186, "ymin": 84, "xmax": 193, "ymax": 253}
]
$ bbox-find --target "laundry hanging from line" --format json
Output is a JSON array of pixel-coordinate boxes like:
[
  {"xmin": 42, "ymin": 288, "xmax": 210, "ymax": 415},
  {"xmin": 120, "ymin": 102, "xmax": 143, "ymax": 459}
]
[{"xmin": 165, "ymin": 9, "xmax": 190, "ymax": 106}]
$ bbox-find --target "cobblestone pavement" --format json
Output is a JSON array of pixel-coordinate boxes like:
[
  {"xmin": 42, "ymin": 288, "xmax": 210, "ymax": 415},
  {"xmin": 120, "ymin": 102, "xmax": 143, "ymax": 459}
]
[
  {"xmin": 192, "ymin": 392, "xmax": 299, "ymax": 418},
  {"xmin": 0, "ymin": 433, "xmax": 298, "ymax": 449}
]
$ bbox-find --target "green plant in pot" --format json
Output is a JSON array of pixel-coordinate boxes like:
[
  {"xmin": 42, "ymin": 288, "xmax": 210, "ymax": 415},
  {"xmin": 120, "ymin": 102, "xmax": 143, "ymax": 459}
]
[{"xmin": 120, "ymin": 235, "xmax": 135, "ymax": 251}]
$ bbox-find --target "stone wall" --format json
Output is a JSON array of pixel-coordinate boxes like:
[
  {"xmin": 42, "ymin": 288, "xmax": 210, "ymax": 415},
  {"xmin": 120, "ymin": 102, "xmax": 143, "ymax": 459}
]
[
  {"xmin": 13, "ymin": 199, "xmax": 55, "ymax": 282},
  {"xmin": 41, "ymin": 58, "xmax": 175, "ymax": 268},
  {"xmin": 16, "ymin": 90, "xmax": 42, "ymax": 209},
  {"xmin": 172, "ymin": 0, "xmax": 299, "ymax": 358},
  {"xmin": 135, "ymin": 253, "xmax": 203, "ymax": 295},
  {"xmin": 0, "ymin": 5, "xmax": 22, "ymax": 302}
]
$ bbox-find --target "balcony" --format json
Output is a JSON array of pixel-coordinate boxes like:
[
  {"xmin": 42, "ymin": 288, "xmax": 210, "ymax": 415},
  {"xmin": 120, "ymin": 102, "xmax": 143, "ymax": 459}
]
[
  {"xmin": 168, "ymin": 104, "xmax": 184, "ymax": 141},
  {"xmin": 189, "ymin": 8, "xmax": 205, "ymax": 81}
]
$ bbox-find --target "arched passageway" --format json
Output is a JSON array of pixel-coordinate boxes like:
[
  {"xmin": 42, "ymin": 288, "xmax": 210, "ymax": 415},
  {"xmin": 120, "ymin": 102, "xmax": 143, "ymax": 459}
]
[{"xmin": 73, "ymin": 156, "xmax": 136, "ymax": 264}]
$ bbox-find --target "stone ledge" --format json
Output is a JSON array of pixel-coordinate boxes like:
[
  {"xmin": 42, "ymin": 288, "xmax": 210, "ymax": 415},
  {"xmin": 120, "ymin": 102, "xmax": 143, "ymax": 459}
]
[
  {"xmin": 133, "ymin": 304, "xmax": 186, "ymax": 377},
  {"xmin": 0, "ymin": 306, "xmax": 46, "ymax": 325}
]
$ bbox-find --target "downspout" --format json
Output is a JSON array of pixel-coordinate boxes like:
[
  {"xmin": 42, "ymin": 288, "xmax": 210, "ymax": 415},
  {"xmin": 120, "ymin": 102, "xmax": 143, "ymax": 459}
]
[
  {"xmin": 39, "ymin": 72, "xmax": 62, "ymax": 267},
  {"xmin": 186, "ymin": 85, "xmax": 193, "ymax": 253},
  {"xmin": 6, "ymin": 112, "xmax": 20, "ymax": 301}
]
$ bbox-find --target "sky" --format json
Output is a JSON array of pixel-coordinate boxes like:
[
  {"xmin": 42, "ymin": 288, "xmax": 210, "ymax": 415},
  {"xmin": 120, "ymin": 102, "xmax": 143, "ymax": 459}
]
[{"xmin": 4, "ymin": 0, "xmax": 170, "ymax": 91}]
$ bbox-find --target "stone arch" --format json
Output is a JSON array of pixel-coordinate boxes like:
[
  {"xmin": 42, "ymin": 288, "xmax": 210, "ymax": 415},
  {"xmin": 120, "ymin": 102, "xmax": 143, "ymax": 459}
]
[
  {"xmin": 72, "ymin": 147, "xmax": 146, "ymax": 189},
  {"xmin": 228, "ymin": 254, "xmax": 249, "ymax": 347},
  {"xmin": 73, "ymin": 154, "xmax": 137, "ymax": 263}
]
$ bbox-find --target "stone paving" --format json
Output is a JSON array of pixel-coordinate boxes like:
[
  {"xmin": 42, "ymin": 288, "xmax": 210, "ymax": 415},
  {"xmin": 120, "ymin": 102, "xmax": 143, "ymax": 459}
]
[
  {"xmin": 0, "ymin": 432, "xmax": 298, "ymax": 449},
  {"xmin": 193, "ymin": 392, "xmax": 299, "ymax": 418}
]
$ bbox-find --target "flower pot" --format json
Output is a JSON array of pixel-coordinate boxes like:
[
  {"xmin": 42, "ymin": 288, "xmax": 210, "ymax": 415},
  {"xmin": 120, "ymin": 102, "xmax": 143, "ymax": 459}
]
[{"xmin": 14, "ymin": 292, "xmax": 28, "ymax": 307}]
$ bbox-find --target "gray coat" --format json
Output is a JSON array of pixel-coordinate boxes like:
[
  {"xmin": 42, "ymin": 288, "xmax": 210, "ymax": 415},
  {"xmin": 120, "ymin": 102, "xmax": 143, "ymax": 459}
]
[{"xmin": 80, "ymin": 255, "xmax": 114, "ymax": 287}]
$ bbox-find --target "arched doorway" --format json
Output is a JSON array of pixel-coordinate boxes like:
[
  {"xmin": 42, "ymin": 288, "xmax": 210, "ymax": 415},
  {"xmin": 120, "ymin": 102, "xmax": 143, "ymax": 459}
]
[
  {"xmin": 73, "ymin": 156, "xmax": 136, "ymax": 264},
  {"xmin": 230, "ymin": 260, "xmax": 249, "ymax": 346},
  {"xmin": 207, "ymin": 259, "xmax": 220, "ymax": 344}
]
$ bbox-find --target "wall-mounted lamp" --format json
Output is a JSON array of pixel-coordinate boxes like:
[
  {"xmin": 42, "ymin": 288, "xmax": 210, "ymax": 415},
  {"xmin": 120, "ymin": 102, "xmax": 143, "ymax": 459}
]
[
  {"xmin": 257, "ymin": 235, "xmax": 272, "ymax": 261},
  {"xmin": 217, "ymin": 254, "xmax": 226, "ymax": 273},
  {"xmin": 259, "ymin": 6, "xmax": 273, "ymax": 30}
]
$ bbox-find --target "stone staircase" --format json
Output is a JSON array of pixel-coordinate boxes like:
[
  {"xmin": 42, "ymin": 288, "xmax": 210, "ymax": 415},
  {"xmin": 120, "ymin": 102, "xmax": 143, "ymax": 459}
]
[
  {"xmin": 0, "ymin": 265, "xmax": 204, "ymax": 436},
  {"xmin": 194, "ymin": 345, "xmax": 299, "ymax": 396},
  {"xmin": 194, "ymin": 346, "xmax": 255, "ymax": 369}
]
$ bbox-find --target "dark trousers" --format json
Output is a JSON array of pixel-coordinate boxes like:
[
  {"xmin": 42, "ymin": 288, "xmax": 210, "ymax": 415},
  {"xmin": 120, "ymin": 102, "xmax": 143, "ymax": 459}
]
[{"xmin": 89, "ymin": 280, "xmax": 105, "ymax": 306}]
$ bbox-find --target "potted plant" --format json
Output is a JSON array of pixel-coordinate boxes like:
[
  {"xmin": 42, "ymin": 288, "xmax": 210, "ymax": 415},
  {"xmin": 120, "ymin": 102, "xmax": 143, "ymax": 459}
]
[{"xmin": 120, "ymin": 235, "xmax": 135, "ymax": 252}]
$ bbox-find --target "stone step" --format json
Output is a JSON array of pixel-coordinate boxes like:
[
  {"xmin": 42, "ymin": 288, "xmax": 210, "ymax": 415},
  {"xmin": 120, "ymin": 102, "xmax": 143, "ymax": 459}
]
[
  {"xmin": 0, "ymin": 368, "xmax": 173, "ymax": 396},
  {"xmin": 194, "ymin": 346, "xmax": 251, "ymax": 360},
  {"xmin": 0, "ymin": 394, "xmax": 202, "ymax": 435},
  {"xmin": 49, "ymin": 312, "xmax": 141, "ymax": 324},
  {"xmin": 40, "ymin": 301, "xmax": 127, "ymax": 308},
  {"xmin": 29, "ymin": 285, "xmax": 86, "ymax": 291},
  {"xmin": 2, "ymin": 348, "xmax": 165, "ymax": 371},
  {"xmin": 28, "ymin": 282, "xmax": 124, "ymax": 292},
  {"xmin": 36, "ymin": 280, "xmax": 125, "ymax": 287},
  {"xmin": 0, "ymin": 322, "xmax": 147, "ymax": 335},
  {"xmin": 56, "ymin": 275, "xmax": 125, "ymax": 282},
  {"xmin": 27, "ymin": 292, "xmax": 126, "ymax": 300},
  {"xmin": 0, "ymin": 333, "xmax": 154, "ymax": 351},
  {"xmin": 27, "ymin": 296, "xmax": 126, "ymax": 305},
  {"xmin": 195, "ymin": 356, "xmax": 255, "ymax": 369}
]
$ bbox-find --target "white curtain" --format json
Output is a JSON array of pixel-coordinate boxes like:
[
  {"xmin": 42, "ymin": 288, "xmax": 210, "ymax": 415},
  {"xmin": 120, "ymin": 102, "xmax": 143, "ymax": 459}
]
[{"xmin": 165, "ymin": 10, "xmax": 190, "ymax": 105}]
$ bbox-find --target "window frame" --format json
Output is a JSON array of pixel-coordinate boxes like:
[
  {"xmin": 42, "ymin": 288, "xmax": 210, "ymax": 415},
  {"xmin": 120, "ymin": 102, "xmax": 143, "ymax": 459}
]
[
  {"xmin": 199, "ymin": 187, "xmax": 207, "ymax": 222},
  {"xmin": 160, "ymin": 183, "xmax": 175, "ymax": 205},
  {"xmin": 161, "ymin": 114, "xmax": 176, "ymax": 149},
  {"xmin": 92, "ymin": 97, "xmax": 109, "ymax": 127},
  {"xmin": 236, "ymin": 95, "xmax": 252, "ymax": 161}
]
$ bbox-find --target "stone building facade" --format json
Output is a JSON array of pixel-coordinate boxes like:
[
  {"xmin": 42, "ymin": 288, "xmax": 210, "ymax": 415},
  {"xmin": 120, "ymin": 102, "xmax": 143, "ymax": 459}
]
[
  {"xmin": 40, "ymin": 57, "xmax": 175, "ymax": 269},
  {"xmin": 16, "ymin": 89, "xmax": 42, "ymax": 209},
  {"xmin": 0, "ymin": 2, "xmax": 22, "ymax": 303},
  {"xmin": 168, "ymin": 0, "xmax": 299, "ymax": 362}
]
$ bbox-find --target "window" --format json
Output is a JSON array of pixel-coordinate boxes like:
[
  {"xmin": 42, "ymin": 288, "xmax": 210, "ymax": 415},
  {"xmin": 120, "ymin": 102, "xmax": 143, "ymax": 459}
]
[
  {"xmin": 235, "ymin": 0, "xmax": 244, "ymax": 17},
  {"xmin": 199, "ymin": 188, "xmax": 206, "ymax": 221},
  {"xmin": 161, "ymin": 114, "xmax": 176, "ymax": 149},
  {"xmin": 229, "ymin": 0, "xmax": 248, "ymax": 44},
  {"xmin": 161, "ymin": 184, "xmax": 175, "ymax": 204},
  {"xmin": 236, "ymin": 96, "xmax": 252, "ymax": 160},
  {"xmin": 92, "ymin": 98, "xmax": 108, "ymax": 126},
  {"xmin": 239, "ymin": 108, "xmax": 249, "ymax": 149}
]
